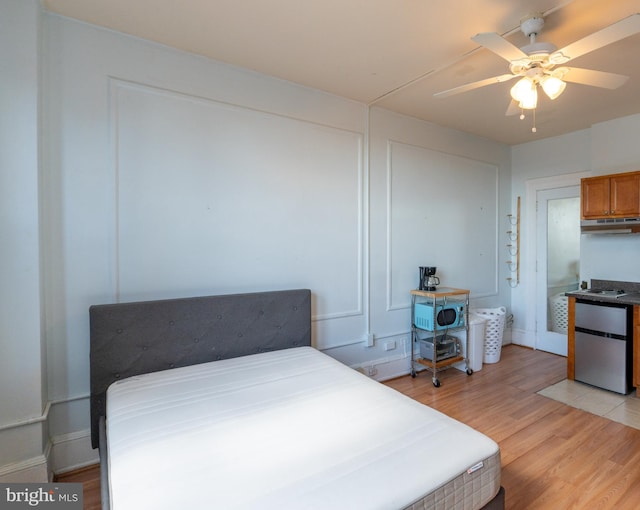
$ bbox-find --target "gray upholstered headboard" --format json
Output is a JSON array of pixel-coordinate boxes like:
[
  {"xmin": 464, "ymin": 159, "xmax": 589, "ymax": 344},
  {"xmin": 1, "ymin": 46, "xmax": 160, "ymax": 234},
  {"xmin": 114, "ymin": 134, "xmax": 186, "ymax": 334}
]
[{"xmin": 89, "ymin": 289, "xmax": 311, "ymax": 449}]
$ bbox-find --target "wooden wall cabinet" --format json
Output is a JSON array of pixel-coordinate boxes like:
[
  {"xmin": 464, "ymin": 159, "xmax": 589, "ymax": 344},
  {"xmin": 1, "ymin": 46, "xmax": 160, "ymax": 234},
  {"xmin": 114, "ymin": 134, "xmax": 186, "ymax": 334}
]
[{"xmin": 581, "ymin": 171, "xmax": 640, "ymax": 219}]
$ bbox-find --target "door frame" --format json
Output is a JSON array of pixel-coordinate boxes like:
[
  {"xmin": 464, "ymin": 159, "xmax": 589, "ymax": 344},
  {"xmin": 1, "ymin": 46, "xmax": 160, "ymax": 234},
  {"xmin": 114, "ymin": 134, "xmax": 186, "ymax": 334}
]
[{"xmin": 524, "ymin": 172, "xmax": 590, "ymax": 351}]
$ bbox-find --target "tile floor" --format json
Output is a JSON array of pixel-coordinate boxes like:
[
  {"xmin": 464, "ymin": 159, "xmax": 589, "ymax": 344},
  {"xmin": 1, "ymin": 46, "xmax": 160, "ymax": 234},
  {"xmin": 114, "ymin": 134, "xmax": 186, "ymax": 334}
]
[{"xmin": 538, "ymin": 379, "xmax": 640, "ymax": 430}]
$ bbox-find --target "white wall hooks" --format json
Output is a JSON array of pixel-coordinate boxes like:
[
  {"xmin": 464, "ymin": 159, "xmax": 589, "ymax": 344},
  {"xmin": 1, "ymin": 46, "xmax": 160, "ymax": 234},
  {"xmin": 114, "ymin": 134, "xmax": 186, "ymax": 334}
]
[{"xmin": 506, "ymin": 196, "xmax": 520, "ymax": 288}]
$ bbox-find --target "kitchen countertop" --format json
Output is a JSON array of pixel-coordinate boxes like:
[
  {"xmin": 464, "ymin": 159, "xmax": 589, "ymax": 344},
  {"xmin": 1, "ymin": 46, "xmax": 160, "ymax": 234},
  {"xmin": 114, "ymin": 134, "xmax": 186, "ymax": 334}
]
[
  {"xmin": 566, "ymin": 279, "xmax": 640, "ymax": 306},
  {"xmin": 566, "ymin": 290, "xmax": 640, "ymax": 306}
]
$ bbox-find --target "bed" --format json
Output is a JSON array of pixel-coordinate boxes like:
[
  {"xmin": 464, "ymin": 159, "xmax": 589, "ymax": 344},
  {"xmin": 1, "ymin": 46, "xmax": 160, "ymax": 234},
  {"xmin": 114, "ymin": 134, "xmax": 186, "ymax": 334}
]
[{"xmin": 90, "ymin": 289, "xmax": 504, "ymax": 510}]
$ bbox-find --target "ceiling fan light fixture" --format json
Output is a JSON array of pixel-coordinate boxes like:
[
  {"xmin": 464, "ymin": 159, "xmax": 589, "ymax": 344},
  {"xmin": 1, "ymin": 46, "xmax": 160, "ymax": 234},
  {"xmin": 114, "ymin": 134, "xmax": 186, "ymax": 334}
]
[
  {"xmin": 510, "ymin": 78, "xmax": 537, "ymax": 109},
  {"xmin": 519, "ymin": 91, "xmax": 537, "ymax": 110},
  {"xmin": 541, "ymin": 75, "xmax": 566, "ymax": 100},
  {"xmin": 509, "ymin": 77, "xmax": 530, "ymax": 101},
  {"xmin": 433, "ymin": 12, "xmax": 640, "ymax": 138}
]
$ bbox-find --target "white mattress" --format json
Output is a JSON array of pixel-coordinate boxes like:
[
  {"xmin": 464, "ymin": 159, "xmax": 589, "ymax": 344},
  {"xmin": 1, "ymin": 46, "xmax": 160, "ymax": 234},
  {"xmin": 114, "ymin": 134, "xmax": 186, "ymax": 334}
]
[{"xmin": 106, "ymin": 346, "xmax": 500, "ymax": 510}]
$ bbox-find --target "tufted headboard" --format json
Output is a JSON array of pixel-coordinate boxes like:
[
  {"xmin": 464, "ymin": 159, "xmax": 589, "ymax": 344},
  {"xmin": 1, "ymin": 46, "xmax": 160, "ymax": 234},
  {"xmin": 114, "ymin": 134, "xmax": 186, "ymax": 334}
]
[{"xmin": 89, "ymin": 289, "xmax": 312, "ymax": 449}]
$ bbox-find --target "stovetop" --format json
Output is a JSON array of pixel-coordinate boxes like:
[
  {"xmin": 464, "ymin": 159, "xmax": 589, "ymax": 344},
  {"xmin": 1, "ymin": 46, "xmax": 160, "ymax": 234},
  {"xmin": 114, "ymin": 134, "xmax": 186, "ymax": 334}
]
[
  {"xmin": 567, "ymin": 280, "xmax": 640, "ymax": 305},
  {"xmin": 581, "ymin": 289, "xmax": 629, "ymax": 297}
]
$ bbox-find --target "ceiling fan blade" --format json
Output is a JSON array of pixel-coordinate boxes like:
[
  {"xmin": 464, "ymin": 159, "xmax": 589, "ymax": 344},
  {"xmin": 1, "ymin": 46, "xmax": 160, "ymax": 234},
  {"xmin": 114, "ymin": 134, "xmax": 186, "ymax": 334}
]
[
  {"xmin": 434, "ymin": 73, "xmax": 518, "ymax": 98},
  {"xmin": 562, "ymin": 67, "xmax": 629, "ymax": 89},
  {"xmin": 551, "ymin": 13, "xmax": 640, "ymax": 64},
  {"xmin": 505, "ymin": 100, "xmax": 521, "ymax": 116},
  {"xmin": 471, "ymin": 32, "xmax": 529, "ymax": 62}
]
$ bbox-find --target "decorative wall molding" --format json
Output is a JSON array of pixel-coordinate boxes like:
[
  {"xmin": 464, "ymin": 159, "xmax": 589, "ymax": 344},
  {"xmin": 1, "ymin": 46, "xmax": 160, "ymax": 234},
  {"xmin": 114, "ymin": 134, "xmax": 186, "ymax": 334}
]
[
  {"xmin": 0, "ymin": 397, "xmax": 99, "ymax": 480},
  {"xmin": 0, "ymin": 454, "xmax": 50, "ymax": 483},
  {"xmin": 0, "ymin": 402, "xmax": 50, "ymax": 433},
  {"xmin": 109, "ymin": 78, "xmax": 366, "ymax": 320},
  {"xmin": 385, "ymin": 140, "xmax": 500, "ymax": 312},
  {"xmin": 0, "ymin": 402, "xmax": 51, "ymax": 482}
]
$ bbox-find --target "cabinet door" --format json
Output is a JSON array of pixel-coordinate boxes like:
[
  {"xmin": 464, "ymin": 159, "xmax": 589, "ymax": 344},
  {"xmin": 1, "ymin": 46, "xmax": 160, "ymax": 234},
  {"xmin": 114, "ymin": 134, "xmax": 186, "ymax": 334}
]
[
  {"xmin": 581, "ymin": 176, "xmax": 610, "ymax": 218},
  {"xmin": 610, "ymin": 173, "xmax": 640, "ymax": 217}
]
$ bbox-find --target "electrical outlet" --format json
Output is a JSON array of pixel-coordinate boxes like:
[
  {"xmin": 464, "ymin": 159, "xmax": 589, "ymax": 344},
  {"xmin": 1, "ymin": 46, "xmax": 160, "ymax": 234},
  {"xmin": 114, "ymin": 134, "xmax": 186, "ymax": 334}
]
[
  {"xmin": 384, "ymin": 340, "xmax": 396, "ymax": 351},
  {"xmin": 366, "ymin": 366, "xmax": 378, "ymax": 377}
]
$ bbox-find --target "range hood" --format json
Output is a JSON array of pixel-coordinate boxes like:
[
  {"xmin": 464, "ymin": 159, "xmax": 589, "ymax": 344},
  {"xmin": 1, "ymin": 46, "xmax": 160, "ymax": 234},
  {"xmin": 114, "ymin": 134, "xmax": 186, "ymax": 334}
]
[{"xmin": 581, "ymin": 217, "xmax": 640, "ymax": 235}]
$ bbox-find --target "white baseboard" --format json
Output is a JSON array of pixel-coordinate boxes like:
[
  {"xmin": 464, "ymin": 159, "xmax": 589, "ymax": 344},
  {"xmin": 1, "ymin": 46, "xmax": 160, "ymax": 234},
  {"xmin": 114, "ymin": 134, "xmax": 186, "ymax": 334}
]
[
  {"xmin": 0, "ymin": 422, "xmax": 98, "ymax": 480},
  {"xmin": 352, "ymin": 353, "xmax": 411, "ymax": 382},
  {"xmin": 0, "ymin": 413, "xmax": 52, "ymax": 482},
  {"xmin": 510, "ymin": 328, "xmax": 534, "ymax": 348},
  {"xmin": 50, "ymin": 429, "xmax": 99, "ymax": 475},
  {"xmin": 0, "ymin": 454, "xmax": 50, "ymax": 483},
  {"xmin": 353, "ymin": 327, "xmax": 516, "ymax": 382}
]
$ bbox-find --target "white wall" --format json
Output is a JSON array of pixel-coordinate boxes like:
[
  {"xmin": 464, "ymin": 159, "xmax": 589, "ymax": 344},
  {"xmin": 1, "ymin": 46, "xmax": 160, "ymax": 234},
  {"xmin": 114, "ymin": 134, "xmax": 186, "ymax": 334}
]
[
  {"xmin": 40, "ymin": 13, "xmax": 368, "ymax": 473},
  {"xmin": 0, "ymin": 0, "xmax": 48, "ymax": 482},
  {"xmin": 511, "ymin": 113, "xmax": 640, "ymax": 347},
  {"xmin": 359, "ymin": 108, "xmax": 512, "ymax": 377},
  {"xmin": 2, "ymin": 8, "xmax": 512, "ymax": 477},
  {"xmin": 580, "ymin": 114, "xmax": 640, "ymax": 283},
  {"xmin": 4, "ymin": 2, "xmax": 636, "ymax": 481}
]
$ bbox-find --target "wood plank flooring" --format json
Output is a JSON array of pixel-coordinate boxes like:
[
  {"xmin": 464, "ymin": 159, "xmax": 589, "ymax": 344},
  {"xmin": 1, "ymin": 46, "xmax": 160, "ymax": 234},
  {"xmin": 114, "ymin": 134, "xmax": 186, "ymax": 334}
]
[
  {"xmin": 54, "ymin": 463, "xmax": 101, "ymax": 510},
  {"xmin": 56, "ymin": 345, "xmax": 640, "ymax": 509},
  {"xmin": 385, "ymin": 345, "xmax": 640, "ymax": 509}
]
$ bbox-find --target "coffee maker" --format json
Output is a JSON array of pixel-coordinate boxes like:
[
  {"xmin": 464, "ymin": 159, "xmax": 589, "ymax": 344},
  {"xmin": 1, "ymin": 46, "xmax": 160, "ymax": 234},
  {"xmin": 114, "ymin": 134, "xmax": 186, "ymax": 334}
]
[{"xmin": 419, "ymin": 266, "xmax": 440, "ymax": 291}]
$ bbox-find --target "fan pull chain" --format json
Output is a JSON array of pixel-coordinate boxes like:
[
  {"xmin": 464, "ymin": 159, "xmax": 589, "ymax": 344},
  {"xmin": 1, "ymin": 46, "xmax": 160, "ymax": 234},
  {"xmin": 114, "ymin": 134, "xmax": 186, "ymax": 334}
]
[
  {"xmin": 532, "ymin": 108, "xmax": 537, "ymax": 133},
  {"xmin": 518, "ymin": 107, "xmax": 537, "ymax": 133}
]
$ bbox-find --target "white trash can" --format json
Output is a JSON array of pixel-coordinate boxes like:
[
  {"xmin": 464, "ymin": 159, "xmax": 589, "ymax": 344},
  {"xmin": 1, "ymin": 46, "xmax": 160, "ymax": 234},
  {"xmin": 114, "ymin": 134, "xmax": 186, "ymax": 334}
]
[
  {"xmin": 454, "ymin": 314, "xmax": 487, "ymax": 373},
  {"xmin": 474, "ymin": 307, "xmax": 507, "ymax": 364}
]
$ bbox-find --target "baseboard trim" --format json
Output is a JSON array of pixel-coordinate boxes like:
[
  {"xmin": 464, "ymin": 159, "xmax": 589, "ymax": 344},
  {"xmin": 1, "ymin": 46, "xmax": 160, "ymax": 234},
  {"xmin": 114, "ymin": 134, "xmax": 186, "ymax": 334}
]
[
  {"xmin": 511, "ymin": 328, "xmax": 534, "ymax": 348},
  {"xmin": 0, "ymin": 453, "xmax": 49, "ymax": 483},
  {"xmin": 50, "ymin": 429, "xmax": 99, "ymax": 475}
]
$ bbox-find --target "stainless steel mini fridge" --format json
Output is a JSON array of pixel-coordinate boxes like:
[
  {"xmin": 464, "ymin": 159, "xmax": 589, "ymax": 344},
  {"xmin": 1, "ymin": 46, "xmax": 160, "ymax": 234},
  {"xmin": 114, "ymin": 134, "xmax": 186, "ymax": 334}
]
[{"xmin": 574, "ymin": 300, "xmax": 633, "ymax": 394}]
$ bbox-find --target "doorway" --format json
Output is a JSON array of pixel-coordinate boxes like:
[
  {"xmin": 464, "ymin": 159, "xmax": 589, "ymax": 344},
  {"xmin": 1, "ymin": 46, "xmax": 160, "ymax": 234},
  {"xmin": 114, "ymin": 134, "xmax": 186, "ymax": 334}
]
[{"xmin": 535, "ymin": 186, "xmax": 580, "ymax": 356}]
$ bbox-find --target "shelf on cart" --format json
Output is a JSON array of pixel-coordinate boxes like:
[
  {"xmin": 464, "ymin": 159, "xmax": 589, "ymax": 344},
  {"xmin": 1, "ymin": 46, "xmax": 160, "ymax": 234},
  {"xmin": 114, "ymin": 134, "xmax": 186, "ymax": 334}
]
[
  {"xmin": 416, "ymin": 356, "xmax": 464, "ymax": 369},
  {"xmin": 410, "ymin": 288, "xmax": 470, "ymax": 298}
]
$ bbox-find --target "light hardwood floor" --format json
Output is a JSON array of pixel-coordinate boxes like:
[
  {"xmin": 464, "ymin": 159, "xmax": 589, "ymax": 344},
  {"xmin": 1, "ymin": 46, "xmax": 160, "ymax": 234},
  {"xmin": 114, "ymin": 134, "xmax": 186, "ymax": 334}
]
[
  {"xmin": 56, "ymin": 345, "xmax": 640, "ymax": 509},
  {"xmin": 54, "ymin": 463, "xmax": 101, "ymax": 510}
]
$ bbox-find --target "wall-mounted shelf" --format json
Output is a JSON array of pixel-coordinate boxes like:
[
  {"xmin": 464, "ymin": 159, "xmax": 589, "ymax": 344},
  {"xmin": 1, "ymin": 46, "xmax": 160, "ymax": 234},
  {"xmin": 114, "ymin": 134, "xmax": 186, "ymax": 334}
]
[{"xmin": 506, "ymin": 196, "xmax": 520, "ymax": 288}]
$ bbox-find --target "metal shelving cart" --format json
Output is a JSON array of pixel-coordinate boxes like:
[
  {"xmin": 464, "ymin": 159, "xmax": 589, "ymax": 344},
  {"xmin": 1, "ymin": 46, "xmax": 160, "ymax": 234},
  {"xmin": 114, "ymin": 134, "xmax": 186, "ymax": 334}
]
[{"xmin": 410, "ymin": 288, "xmax": 472, "ymax": 387}]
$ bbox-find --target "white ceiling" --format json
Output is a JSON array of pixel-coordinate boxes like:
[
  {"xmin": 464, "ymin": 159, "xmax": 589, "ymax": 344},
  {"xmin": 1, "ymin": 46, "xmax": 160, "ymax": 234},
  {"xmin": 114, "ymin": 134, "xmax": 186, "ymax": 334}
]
[{"xmin": 43, "ymin": 0, "xmax": 640, "ymax": 145}]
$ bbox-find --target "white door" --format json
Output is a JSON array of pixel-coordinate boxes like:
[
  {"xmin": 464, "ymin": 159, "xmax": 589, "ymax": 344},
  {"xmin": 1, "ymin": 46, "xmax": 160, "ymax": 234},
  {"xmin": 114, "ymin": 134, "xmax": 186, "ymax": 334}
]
[{"xmin": 535, "ymin": 186, "xmax": 580, "ymax": 356}]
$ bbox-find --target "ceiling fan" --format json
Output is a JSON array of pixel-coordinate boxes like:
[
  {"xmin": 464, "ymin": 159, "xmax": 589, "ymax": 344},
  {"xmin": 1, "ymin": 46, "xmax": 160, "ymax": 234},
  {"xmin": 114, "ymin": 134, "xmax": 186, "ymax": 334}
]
[{"xmin": 435, "ymin": 12, "xmax": 640, "ymax": 131}]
